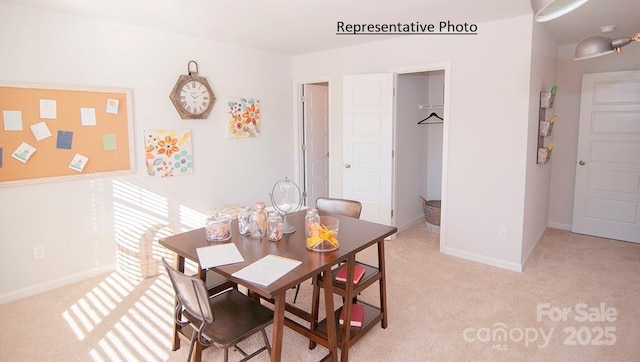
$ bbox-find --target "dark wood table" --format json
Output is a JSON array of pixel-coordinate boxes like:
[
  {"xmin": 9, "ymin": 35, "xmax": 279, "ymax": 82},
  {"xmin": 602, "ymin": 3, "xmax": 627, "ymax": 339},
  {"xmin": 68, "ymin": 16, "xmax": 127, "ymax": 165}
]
[{"xmin": 159, "ymin": 211, "xmax": 396, "ymax": 361}]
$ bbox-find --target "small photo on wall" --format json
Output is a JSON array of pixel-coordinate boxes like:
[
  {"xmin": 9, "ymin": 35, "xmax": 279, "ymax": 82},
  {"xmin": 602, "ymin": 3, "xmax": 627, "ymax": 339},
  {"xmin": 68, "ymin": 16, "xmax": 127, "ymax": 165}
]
[
  {"xmin": 69, "ymin": 153, "xmax": 89, "ymax": 172},
  {"xmin": 226, "ymin": 97, "xmax": 260, "ymax": 138},
  {"xmin": 144, "ymin": 129, "xmax": 193, "ymax": 178},
  {"xmin": 11, "ymin": 142, "xmax": 36, "ymax": 163}
]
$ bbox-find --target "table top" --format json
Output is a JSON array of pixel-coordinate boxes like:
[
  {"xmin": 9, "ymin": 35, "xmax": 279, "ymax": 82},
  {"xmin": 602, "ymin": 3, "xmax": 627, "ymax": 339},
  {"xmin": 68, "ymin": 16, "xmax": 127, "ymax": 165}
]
[{"xmin": 159, "ymin": 212, "xmax": 397, "ymax": 299}]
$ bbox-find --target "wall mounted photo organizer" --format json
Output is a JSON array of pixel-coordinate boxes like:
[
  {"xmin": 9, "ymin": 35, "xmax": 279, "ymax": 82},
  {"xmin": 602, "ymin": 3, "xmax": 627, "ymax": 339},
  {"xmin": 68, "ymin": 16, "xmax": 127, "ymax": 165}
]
[
  {"xmin": 0, "ymin": 82, "xmax": 134, "ymax": 186},
  {"xmin": 537, "ymin": 88, "xmax": 557, "ymax": 164}
]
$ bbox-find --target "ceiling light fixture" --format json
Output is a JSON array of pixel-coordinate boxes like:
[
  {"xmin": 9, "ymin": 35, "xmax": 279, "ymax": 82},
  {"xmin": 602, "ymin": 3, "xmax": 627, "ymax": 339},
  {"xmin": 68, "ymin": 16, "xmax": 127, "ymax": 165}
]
[
  {"xmin": 574, "ymin": 32, "xmax": 640, "ymax": 60},
  {"xmin": 531, "ymin": 0, "xmax": 591, "ymax": 22}
]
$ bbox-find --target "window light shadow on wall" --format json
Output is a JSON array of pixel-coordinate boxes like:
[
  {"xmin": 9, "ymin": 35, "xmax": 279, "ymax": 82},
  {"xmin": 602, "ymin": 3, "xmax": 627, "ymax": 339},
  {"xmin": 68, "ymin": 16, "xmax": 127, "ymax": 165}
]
[
  {"xmin": 61, "ymin": 179, "xmax": 211, "ymax": 360},
  {"xmin": 113, "ymin": 180, "xmax": 175, "ymax": 281},
  {"xmin": 179, "ymin": 204, "xmax": 208, "ymax": 232},
  {"xmin": 178, "ymin": 204, "xmax": 209, "ymax": 271}
]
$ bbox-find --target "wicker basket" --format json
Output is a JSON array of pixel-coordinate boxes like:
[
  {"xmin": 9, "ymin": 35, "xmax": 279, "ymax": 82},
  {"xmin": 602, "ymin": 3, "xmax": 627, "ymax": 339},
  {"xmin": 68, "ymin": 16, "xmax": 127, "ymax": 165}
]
[{"xmin": 420, "ymin": 196, "xmax": 441, "ymax": 233}]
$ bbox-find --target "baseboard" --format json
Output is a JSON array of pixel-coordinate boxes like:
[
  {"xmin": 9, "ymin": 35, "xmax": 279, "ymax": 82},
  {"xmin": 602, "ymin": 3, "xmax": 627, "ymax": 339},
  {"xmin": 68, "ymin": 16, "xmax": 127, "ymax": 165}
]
[
  {"xmin": 396, "ymin": 216, "xmax": 423, "ymax": 232},
  {"xmin": 440, "ymin": 246, "xmax": 523, "ymax": 272},
  {"xmin": 547, "ymin": 221, "xmax": 572, "ymax": 231},
  {"xmin": 0, "ymin": 264, "xmax": 116, "ymax": 305}
]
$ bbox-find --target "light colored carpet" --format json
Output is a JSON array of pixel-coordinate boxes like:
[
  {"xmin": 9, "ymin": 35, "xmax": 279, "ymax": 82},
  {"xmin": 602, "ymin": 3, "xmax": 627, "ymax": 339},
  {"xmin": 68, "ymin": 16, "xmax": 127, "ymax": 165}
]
[{"xmin": 1, "ymin": 223, "xmax": 638, "ymax": 361}]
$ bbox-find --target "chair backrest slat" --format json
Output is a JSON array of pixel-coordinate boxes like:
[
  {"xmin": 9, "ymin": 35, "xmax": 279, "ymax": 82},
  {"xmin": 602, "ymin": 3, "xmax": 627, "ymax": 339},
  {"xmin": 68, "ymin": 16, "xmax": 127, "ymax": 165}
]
[{"xmin": 315, "ymin": 197, "xmax": 362, "ymax": 219}]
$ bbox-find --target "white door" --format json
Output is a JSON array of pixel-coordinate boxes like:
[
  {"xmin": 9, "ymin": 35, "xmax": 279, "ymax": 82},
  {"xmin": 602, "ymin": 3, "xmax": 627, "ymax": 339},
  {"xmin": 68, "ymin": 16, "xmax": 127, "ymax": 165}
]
[
  {"xmin": 572, "ymin": 70, "xmax": 640, "ymax": 243},
  {"xmin": 343, "ymin": 73, "xmax": 394, "ymax": 225},
  {"xmin": 303, "ymin": 84, "xmax": 329, "ymax": 206}
]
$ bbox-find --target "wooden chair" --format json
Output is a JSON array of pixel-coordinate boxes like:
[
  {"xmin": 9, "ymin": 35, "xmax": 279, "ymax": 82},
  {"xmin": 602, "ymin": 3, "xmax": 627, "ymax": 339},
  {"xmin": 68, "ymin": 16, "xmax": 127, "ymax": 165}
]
[
  {"xmin": 315, "ymin": 197, "xmax": 363, "ymax": 220},
  {"xmin": 163, "ymin": 258, "xmax": 273, "ymax": 362},
  {"xmin": 307, "ymin": 197, "xmax": 388, "ymax": 351}
]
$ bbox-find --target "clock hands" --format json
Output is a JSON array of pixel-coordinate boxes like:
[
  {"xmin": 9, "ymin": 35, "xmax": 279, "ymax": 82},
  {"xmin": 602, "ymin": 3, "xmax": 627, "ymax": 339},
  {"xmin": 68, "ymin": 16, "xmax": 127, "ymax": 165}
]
[{"xmin": 189, "ymin": 90, "xmax": 208, "ymax": 99}]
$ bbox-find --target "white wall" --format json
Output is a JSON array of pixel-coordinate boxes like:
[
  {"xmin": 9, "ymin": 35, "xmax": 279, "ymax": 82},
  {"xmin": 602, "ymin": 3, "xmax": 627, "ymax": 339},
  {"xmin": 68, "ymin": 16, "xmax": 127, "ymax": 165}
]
[
  {"xmin": 293, "ymin": 15, "xmax": 535, "ymax": 271},
  {"xmin": 549, "ymin": 44, "xmax": 640, "ymax": 229},
  {"xmin": 522, "ymin": 21, "xmax": 558, "ymax": 265},
  {"xmin": 0, "ymin": 4, "xmax": 293, "ymax": 302}
]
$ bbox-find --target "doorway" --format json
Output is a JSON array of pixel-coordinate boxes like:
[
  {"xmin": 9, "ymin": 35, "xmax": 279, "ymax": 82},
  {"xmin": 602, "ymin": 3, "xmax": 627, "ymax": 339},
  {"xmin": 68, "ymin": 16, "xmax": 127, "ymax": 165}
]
[
  {"xmin": 298, "ymin": 82, "xmax": 329, "ymax": 206},
  {"xmin": 394, "ymin": 69, "xmax": 446, "ymax": 231},
  {"xmin": 340, "ymin": 64, "xmax": 449, "ymax": 235}
]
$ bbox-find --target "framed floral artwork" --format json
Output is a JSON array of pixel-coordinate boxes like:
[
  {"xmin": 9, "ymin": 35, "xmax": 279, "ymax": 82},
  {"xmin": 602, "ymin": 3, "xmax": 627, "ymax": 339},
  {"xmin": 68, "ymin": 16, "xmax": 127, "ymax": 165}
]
[
  {"xmin": 144, "ymin": 129, "xmax": 193, "ymax": 177},
  {"xmin": 226, "ymin": 97, "xmax": 260, "ymax": 138}
]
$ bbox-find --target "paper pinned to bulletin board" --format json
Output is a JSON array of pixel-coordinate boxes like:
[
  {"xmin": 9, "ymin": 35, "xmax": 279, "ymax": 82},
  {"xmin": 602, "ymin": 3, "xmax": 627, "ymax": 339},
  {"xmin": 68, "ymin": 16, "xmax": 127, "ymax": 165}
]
[{"xmin": 0, "ymin": 82, "xmax": 134, "ymax": 186}]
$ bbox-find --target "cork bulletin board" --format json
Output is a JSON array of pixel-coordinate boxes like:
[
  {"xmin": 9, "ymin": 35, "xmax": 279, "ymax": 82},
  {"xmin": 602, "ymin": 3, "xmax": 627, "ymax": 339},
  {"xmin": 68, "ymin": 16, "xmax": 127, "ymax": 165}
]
[{"xmin": 0, "ymin": 82, "xmax": 134, "ymax": 186}]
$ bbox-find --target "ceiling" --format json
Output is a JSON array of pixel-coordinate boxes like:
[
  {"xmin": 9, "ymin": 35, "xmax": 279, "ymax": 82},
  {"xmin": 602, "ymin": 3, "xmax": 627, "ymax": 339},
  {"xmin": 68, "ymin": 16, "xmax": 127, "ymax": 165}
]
[{"xmin": 2, "ymin": 0, "xmax": 638, "ymax": 55}]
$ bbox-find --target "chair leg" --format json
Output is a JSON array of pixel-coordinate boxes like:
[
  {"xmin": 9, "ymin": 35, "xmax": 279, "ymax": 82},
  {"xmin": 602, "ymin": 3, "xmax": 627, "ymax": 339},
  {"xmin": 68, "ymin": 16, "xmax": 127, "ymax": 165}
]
[
  {"xmin": 224, "ymin": 347, "xmax": 229, "ymax": 362},
  {"xmin": 261, "ymin": 328, "xmax": 272, "ymax": 354},
  {"xmin": 187, "ymin": 331, "xmax": 197, "ymax": 362},
  {"xmin": 236, "ymin": 331, "xmax": 270, "ymax": 362},
  {"xmin": 293, "ymin": 284, "xmax": 301, "ymax": 303},
  {"xmin": 308, "ymin": 274, "xmax": 321, "ymax": 349}
]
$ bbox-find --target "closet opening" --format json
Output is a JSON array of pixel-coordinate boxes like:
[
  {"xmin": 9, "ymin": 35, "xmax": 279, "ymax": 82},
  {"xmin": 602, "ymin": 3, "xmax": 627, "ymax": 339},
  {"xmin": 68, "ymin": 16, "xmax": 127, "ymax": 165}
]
[{"xmin": 394, "ymin": 68, "xmax": 447, "ymax": 238}]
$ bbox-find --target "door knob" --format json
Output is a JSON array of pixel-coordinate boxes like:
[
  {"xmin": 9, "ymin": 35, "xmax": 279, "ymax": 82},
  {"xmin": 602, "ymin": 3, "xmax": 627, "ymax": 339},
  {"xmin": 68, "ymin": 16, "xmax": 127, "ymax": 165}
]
[
  {"xmin": 579, "ymin": 160, "xmax": 585, "ymax": 166},
  {"xmin": 345, "ymin": 164, "xmax": 351, "ymax": 168}
]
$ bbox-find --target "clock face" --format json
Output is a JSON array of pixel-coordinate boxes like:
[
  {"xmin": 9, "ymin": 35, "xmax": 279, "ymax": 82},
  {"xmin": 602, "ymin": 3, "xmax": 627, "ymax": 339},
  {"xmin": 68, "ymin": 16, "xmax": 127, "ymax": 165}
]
[
  {"xmin": 179, "ymin": 80, "xmax": 212, "ymax": 115},
  {"xmin": 169, "ymin": 74, "xmax": 216, "ymax": 119}
]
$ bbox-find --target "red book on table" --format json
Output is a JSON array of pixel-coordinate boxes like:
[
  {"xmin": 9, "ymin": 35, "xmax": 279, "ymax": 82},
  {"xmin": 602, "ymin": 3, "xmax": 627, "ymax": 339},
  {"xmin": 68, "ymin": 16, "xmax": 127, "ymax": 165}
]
[
  {"xmin": 339, "ymin": 304, "xmax": 364, "ymax": 327},
  {"xmin": 335, "ymin": 264, "xmax": 366, "ymax": 284}
]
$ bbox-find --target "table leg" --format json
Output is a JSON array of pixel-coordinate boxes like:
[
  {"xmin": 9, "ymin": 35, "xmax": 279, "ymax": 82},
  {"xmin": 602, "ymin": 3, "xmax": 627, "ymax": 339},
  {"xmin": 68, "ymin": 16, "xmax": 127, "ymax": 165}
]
[
  {"xmin": 322, "ymin": 268, "xmax": 338, "ymax": 361},
  {"xmin": 271, "ymin": 294, "xmax": 286, "ymax": 362},
  {"xmin": 378, "ymin": 241, "xmax": 388, "ymax": 329},
  {"xmin": 340, "ymin": 257, "xmax": 356, "ymax": 362}
]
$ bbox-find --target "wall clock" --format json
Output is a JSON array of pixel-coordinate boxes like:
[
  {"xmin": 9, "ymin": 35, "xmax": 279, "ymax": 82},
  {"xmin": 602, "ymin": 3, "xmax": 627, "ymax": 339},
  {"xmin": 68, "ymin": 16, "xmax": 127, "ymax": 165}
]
[{"xmin": 169, "ymin": 61, "xmax": 216, "ymax": 119}]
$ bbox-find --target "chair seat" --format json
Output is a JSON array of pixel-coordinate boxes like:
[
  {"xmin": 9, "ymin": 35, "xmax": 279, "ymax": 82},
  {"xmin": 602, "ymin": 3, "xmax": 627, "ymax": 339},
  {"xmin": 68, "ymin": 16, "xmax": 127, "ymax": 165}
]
[{"xmin": 184, "ymin": 289, "xmax": 274, "ymax": 349}]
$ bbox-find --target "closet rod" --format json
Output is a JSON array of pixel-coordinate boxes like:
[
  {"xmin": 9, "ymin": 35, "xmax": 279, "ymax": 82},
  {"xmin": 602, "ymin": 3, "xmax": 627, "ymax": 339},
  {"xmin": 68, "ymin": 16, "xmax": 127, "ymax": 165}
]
[{"xmin": 418, "ymin": 104, "xmax": 444, "ymax": 110}]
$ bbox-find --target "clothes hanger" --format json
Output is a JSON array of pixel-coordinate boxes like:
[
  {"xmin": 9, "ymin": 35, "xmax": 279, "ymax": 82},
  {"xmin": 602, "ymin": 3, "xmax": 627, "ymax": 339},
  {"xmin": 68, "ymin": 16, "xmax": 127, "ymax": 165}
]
[{"xmin": 418, "ymin": 112, "xmax": 444, "ymax": 124}]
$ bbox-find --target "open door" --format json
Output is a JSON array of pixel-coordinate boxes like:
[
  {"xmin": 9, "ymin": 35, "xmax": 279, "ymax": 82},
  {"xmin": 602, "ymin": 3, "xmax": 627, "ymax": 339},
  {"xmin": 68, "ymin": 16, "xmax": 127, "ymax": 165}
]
[
  {"xmin": 302, "ymin": 83, "xmax": 329, "ymax": 206},
  {"xmin": 342, "ymin": 73, "xmax": 394, "ymax": 225}
]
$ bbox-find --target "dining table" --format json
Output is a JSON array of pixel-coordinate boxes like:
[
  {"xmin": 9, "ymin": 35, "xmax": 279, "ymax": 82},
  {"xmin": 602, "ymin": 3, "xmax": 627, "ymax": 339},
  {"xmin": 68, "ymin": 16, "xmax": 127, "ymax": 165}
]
[{"xmin": 159, "ymin": 210, "xmax": 397, "ymax": 361}]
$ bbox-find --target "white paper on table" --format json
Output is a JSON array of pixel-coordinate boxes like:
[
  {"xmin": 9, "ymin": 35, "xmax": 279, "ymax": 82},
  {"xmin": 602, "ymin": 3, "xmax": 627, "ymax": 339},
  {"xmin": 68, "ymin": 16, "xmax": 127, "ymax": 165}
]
[
  {"xmin": 196, "ymin": 243, "xmax": 245, "ymax": 269},
  {"xmin": 232, "ymin": 254, "xmax": 301, "ymax": 287}
]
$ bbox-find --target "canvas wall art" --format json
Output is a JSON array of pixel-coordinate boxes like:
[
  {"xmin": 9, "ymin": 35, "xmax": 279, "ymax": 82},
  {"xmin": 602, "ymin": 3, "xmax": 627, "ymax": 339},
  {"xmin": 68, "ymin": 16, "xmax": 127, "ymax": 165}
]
[
  {"xmin": 144, "ymin": 129, "xmax": 193, "ymax": 177},
  {"xmin": 226, "ymin": 97, "xmax": 260, "ymax": 138}
]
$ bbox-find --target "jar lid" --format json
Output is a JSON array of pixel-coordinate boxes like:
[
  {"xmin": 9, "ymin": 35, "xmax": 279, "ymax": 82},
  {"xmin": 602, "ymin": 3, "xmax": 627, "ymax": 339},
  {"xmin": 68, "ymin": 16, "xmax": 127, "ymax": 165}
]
[{"xmin": 208, "ymin": 213, "xmax": 231, "ymax": 222}]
